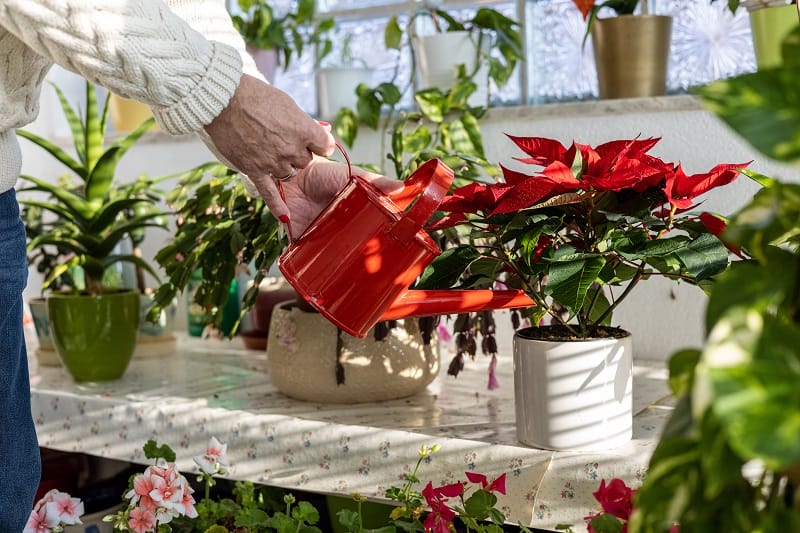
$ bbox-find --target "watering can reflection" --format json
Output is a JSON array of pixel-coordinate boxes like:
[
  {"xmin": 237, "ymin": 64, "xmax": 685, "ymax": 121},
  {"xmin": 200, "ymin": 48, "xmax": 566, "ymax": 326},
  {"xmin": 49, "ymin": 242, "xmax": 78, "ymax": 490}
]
[{"xmin": 278, "ymin": 158, "xmax": 536, "ymax": 338}]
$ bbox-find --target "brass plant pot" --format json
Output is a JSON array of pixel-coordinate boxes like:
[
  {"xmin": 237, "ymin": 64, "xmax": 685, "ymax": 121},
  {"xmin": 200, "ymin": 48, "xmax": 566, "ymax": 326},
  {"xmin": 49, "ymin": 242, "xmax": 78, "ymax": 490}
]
[{"xmin": 591, "ymin": 15, "xmax": 673, "ymax": 99}]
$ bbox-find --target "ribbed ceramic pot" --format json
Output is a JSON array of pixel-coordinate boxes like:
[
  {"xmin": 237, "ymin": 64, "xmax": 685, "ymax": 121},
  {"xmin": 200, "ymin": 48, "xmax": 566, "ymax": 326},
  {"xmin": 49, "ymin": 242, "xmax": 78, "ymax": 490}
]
[
  {"xmin": 591, "ymin": 15, "xmax": 673, "ymax": 99},
  {"xmin": 266, "ymin": 300, "xmax": 440, "ymax": 403},
  {"xmin": 513, "ymin": 326, "xmax": 633, "ymax": 451},
  {"xmin": 48, "ymin": 289, "xmax": 140, "ymax": 382}
]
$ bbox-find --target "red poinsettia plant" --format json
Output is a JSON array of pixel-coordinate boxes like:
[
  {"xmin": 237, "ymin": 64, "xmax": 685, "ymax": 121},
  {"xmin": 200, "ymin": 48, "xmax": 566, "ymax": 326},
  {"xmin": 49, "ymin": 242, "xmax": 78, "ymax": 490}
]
[{"xmin": 419, "ymin": 134, "xmax": 749, "ymax": 339}]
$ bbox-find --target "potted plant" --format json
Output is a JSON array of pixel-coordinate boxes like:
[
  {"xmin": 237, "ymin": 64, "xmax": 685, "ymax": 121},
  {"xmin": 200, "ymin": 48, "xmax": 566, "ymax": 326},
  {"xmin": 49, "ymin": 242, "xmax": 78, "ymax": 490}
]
[
  {"xmin": 231, "ymin": 0, "xmax": 334, "ymax": 82},
  {"xmin": 713, "ymin": 0, "xmax": 799, "ymax": 69},
  {"xmin": 149, "ymin": 161, "xmax": 440, "ymax": 403},
  {"xmin": 573, "ymin": 0, "xmax": 673, "ymax": 99},
  {"xmin": 420, "ymin": 134, "xmax": 748, "ymax": 450},
  {"xmin": 21, "ymin": 187, "xmax": 81, "ymax": 366},
  {"xmin": 315, "ymin": 33, "xmax": 374, "ymax": 121},
  {"xmin": 628, "ymin": 28, "xmax": 800, "ymax": 531},
  {"xmin": 16, "ymin": 80, "xmax": 165, "ymax": 382},
  {"xmin": 333, "ymin": 5, "xmax": 522, "ymax": 153}
]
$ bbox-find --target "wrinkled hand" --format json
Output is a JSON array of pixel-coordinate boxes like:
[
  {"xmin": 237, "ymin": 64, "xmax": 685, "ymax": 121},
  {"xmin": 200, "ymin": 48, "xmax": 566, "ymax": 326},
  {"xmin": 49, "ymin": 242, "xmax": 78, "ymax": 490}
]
[
  {"xmin": 273, "ymin": 156, "xmax": 402, "ymax": 238},
  {"xmin": 204, "ymin": 73, "xmax": 335, "ymax": 184}
]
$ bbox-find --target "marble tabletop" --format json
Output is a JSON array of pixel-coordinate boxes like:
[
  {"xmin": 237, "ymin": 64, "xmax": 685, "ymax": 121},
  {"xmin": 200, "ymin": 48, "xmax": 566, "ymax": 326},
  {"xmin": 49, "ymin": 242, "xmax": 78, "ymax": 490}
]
[{"xmin": 28, "ymin": 333, "xmax": 673, "ymax": 531}]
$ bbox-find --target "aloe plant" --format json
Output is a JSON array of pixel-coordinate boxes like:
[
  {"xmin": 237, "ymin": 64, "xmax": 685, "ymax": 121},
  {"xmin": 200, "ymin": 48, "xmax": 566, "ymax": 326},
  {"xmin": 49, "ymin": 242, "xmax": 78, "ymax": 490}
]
[{"xmin": 16, "ymin": 81, "xmax": 166, "ymax": 295}]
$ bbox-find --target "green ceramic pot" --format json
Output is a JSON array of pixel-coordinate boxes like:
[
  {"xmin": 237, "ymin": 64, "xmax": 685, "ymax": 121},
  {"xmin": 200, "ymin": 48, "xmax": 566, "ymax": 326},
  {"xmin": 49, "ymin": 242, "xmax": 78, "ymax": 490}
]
[
  {"xmin": 750, "ymin": 4, "xmax": 800, "ymax": 69},
  {"xmin": 48, "ymin": 289, "xmax": 140, "ymax": 382}
]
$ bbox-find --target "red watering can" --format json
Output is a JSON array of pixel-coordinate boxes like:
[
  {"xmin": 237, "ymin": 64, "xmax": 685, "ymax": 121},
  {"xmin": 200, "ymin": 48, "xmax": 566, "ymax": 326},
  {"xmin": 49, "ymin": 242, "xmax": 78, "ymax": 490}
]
[{"xmin": 278, "ymin": 157, "xmax": 535, "ymax": 338}]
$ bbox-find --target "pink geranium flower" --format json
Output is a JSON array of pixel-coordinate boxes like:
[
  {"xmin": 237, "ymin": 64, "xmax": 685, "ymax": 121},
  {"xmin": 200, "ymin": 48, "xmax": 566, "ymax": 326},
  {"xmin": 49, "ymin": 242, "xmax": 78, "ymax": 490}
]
[
  {"xmin": 127, "ymin": 506, "xmax": 156, "ymax": 533},
  {"xmin": 24, "ymin": 490, "xmax": 84, "ymax": 533}
]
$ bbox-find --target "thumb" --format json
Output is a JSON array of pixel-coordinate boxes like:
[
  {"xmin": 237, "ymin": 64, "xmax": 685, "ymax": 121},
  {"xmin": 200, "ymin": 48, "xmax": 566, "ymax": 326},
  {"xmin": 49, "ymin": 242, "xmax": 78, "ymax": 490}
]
[{"xmin": 251, "ymin": 176, "xmax": 291, "ymax": 225}]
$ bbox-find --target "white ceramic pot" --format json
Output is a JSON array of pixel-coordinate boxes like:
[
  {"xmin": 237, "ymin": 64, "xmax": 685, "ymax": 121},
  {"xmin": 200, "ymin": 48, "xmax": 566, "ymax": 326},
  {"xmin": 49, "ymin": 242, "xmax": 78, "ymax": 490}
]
[
  {"xmin": 246, "ymin": 45, "xmax": 279, "ymax": 83},
  {"xmin": 316, "ymin": 66, "xmax": 373, "ymax": 120},
  {"xmin": 513, "ymin": 326, "xmax": 633, "ymax": 451},
  {"xmin": 266, "ymin": 300, "xmax": 440, "ymax": 403},
  {"xmin": 29, "ymin": 297, "xmax": 61, "ymax": 366},
  {"xmin": 413, "ymin": 31, "xmax": 489, "ymax": 107}
]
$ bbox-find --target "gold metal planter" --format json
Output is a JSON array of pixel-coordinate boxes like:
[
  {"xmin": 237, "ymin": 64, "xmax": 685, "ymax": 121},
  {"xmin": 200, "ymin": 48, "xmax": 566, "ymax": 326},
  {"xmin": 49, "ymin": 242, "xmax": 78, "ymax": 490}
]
[{"xmin": 591, "ymin": 14, "xmax": 673, "ymax": 99}]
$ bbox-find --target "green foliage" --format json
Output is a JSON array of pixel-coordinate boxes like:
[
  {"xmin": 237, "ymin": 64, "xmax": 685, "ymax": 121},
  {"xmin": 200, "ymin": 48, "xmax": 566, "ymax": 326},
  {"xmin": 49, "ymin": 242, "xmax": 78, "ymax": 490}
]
[
  {"xmin": 333, "ymin": 5, "xmax": 521, "ymax": 159},
  {"xmin": 16, "ymin": 81, "xmax": 167, "ymax": 295},
  {"xmin": 149, "ymin": 163, "xmax": 284, "ymax": 334},
  {"xmin": 631, "ymin": 43, "xmax": 800, "ymax": 533},
  {"xmin": 143, "ymin": 439, "xmax": 177, "ymax": 462},
  {"xmin": 231, "ymin": 0, "xmax": 334, "ymax": 68}
]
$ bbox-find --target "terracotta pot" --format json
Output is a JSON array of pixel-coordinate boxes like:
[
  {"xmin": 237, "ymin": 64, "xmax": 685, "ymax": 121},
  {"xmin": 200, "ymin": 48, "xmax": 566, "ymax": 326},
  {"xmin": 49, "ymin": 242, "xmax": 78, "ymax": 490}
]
[
  {"xmin": 513, "ymin": 326, "xmax": 633, "ymax": 451},
  {"xmin": 266, "ymin": 300, "xmax": 440, "ymax": 403}
]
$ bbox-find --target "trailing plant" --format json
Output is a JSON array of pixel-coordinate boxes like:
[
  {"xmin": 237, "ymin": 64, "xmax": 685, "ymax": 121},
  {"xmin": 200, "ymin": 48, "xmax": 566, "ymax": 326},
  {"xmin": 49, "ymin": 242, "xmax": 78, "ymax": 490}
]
[
  {"xmin": 231, "ymin": 0, "xmax": 334, "ymax": 69},
  {"xmin": 147, "ymin": 162, "xmax": 283, "ymax": 331}
]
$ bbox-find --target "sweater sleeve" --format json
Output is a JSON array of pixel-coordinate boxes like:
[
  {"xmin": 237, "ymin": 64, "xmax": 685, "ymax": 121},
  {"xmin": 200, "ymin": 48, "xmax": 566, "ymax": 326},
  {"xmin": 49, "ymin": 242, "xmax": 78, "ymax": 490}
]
[
  {"xmin": 0, "ymin": 0, "xmax": 243, "ymax": 135},
  {"xmin": 165, "ymin": 0, "xmax": 266, "ymax": 83}
]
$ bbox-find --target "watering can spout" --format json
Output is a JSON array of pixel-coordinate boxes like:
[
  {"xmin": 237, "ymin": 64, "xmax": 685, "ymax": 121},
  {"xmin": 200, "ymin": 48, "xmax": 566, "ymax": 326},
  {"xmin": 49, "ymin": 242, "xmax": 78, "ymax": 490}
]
[{"xmin": 382, "ymin": 289, "xmax": 536, "ymax": 321}]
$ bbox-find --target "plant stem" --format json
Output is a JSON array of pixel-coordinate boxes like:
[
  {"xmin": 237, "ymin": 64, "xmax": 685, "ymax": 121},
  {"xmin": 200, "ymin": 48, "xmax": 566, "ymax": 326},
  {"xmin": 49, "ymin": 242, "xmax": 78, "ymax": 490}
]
[{"xmin": 592, "ymin": 263, "xmax": 646, "ymax": 328}]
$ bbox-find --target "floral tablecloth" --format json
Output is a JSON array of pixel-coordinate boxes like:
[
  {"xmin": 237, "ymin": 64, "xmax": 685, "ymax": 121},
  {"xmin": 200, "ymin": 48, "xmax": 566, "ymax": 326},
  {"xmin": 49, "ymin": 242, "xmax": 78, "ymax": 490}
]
[{"xmin": 28, "ymin": 334, "xmax": 673, "ymax": 532}]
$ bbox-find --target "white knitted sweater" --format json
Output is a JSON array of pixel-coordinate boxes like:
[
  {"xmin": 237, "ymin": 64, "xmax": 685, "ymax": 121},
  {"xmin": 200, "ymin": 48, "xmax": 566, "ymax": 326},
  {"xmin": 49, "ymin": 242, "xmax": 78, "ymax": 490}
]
[{"xmin": 0, "ymin": 0, "xmax": 260, "ymax": 194}]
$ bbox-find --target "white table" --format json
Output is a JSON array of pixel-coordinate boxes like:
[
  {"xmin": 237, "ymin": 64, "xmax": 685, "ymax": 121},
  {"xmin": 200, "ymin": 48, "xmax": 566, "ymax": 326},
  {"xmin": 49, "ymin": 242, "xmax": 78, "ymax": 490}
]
[{"xmin": 28, "ymin": 334, "xmax": 673, "ymax": 531}]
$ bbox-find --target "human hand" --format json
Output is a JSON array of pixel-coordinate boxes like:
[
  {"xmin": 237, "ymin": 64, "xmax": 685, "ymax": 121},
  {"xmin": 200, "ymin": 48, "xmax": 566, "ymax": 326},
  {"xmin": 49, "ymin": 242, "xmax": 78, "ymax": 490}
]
[
  {"xmin": 271, "ymin": 156, "xmax": 402, "ymax": 238},
  {"xmin": 204, "ymin": 74, "xmax": 335, "ymax": 183}
]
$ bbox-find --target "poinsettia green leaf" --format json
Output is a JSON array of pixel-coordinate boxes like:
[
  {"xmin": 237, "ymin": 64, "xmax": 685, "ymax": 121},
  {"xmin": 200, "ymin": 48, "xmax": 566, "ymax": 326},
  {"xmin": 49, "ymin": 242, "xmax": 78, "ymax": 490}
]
[
  {"xmin": 416, "ymin": 245, "xmax": 481, "ymax": 289},
  {"xmin": 673, "ymin": 233, "xmax": 730, "ymax": 281},
  {"xmin": 545, "ymin": 256, "xmax": 606, "ymax": 316},
  {"xmin": 583, "ymin": 285, "xmax": 611, "ymax": 326}
]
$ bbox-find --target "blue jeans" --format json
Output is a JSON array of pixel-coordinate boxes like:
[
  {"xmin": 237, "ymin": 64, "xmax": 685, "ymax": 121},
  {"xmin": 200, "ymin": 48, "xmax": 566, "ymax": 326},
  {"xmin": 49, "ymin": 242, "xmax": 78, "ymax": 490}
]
[{"xmin": 0, "ymin": 189, "xmax": 41, "ymax": 531}]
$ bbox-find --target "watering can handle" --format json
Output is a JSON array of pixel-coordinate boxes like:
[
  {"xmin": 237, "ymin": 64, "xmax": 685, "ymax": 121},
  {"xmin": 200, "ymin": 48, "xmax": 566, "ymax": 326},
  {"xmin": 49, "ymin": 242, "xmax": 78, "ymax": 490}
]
[{"xmin": 389, "ymin": 159, "xmax": 454, "ymax": 233}]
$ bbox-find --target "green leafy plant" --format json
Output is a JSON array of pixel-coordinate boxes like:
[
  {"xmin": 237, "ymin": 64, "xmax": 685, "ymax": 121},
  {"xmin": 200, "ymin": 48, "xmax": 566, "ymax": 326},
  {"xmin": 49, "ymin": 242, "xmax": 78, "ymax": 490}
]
[
  {"xmin": 148, "ymin": 162, "xmax": 284, "ymax": 330},
  {"xmin": 334, "ymin": 5, "xmax": 522, "ymax": 153},
  {"xmin": 630, "ymin": 35, "xmax": 800, "ymax": 533},
  {"xmin": 231, "ymin": 0, "xmax": 334, "ymax": 69},
  {"xmin": 16, "ymin": 81, "xmax": 166, "ymax": 296}
]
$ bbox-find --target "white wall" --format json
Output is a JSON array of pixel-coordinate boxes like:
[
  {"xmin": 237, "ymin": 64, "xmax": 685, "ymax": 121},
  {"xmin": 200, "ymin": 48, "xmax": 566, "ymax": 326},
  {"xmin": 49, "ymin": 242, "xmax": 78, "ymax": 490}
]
[{"xmin": 19, "ymin": 75, "xmax": 800, "ymax": 361}]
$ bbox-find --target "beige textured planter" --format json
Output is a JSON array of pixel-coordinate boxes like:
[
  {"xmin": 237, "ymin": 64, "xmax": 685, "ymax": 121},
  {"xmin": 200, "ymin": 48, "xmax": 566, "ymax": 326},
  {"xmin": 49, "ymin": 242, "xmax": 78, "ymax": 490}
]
[{"xmin": 266, "ymin": 300, "xmax": 440, "ymax": 403}]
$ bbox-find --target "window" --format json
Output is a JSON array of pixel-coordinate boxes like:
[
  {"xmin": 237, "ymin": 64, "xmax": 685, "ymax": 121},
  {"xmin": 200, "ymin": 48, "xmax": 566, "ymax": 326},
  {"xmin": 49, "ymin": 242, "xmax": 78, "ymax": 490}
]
[{"xmin": 235, "ymin": 0, "xmax": 757, "ymax": 114}]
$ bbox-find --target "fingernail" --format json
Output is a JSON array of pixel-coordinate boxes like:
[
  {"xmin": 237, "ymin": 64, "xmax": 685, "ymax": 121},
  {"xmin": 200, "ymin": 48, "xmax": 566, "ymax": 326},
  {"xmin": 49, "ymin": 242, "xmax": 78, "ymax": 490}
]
[
  {"xmin": 278, "ymin": 214, "xmax": 290, "ymax": 224},
  {"xmin": 318, "ymin": 121, "xmax": 330, "ymax": 127}
]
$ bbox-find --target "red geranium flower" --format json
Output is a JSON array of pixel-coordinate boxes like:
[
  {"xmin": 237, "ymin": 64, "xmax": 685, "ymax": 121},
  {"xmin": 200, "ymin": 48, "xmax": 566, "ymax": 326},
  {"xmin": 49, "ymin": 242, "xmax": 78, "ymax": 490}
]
[
  {"xmin": 593, "ymin": 478, "xmax": 634, "ymax": 521},
  {"xmin": 464, "ymin": 471, "xmax": 507, "ymax": 495}
]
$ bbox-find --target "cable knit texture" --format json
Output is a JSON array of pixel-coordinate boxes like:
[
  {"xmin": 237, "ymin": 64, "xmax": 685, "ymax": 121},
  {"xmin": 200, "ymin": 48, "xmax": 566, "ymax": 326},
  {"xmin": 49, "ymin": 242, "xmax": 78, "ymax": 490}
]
[{"xmin": 0, "ymin": 0, "xmax": 248, "ymax": 193}]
